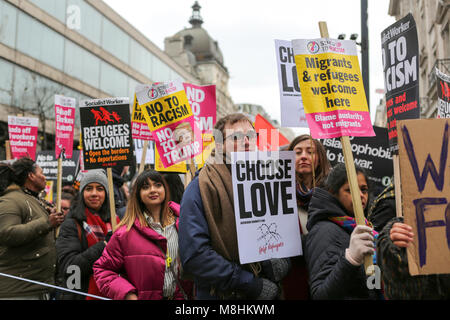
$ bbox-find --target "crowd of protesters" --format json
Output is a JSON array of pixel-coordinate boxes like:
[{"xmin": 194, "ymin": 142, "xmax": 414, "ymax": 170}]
[{"xmin": 0, "ymin": 112, "xmax": 449, "ymax": 300}]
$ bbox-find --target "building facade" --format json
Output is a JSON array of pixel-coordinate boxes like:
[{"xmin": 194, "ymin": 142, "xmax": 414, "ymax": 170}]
[
  {"xmin": 164, "ymin": 1, "xmax": 236, "ymax": 119},
  {"xmin": 0, "ymin": 0, "xmax": 199, "ymax": 159},
  {"xmin": 386, "ymin": 0, "xmax": 450, "ymax": 119}
]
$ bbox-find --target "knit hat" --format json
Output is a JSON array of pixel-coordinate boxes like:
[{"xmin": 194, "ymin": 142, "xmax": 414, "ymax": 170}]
[{"xmin": 79, "ymin": 169, "xmax": 109, "ymax": 196}]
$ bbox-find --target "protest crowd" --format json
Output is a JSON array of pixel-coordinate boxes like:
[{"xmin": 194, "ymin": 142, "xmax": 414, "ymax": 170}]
[
  {"xmin": 0, "ymin": 15, "xmax": 449, "ymax": 302},
  {"xmin": 0, "ymin": 110, "xmax": 449, "ymax": 301}
]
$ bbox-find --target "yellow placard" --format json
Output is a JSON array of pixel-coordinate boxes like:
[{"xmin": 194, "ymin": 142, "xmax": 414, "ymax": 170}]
[
  {"xmin": 294, "ymin": 52, "xmax": 368, "ymax": 113},
  {"xmin": 155, "ymin": 145, "xmax": 188, "ymax": 173}
]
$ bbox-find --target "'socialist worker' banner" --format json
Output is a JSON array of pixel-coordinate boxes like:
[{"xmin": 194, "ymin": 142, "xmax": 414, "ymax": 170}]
[
  {"xmin": 79, "ymin": 98, "xmax": 133, "ymax": 170},
  {"xmin": 398, "ymin": 118, "xmax": 450, "ymax": 275},
  {"xmin": 274, "ymin": 40, "xmax": 308, "ymax": 128},
  {"xmin": 55, "ymin": 95, "xmax": 76, "ymax": 159},
  {"xmin": 8, "ymin": 116, "xmax": 39, "ymax": 160},
  {"xmin": 136, "ymin": 80, "xmax": 203, "ymax": 168},
  {"xmin": 231, "ymin": 151, "xmax": 302, "ymax": 264},
  {"xmin": 131, "ymin": 84, "xmax": 153, "ymax": 141},
  {"xmin": 436, "ymin": 68, "xmax": 450, "ymax": 119},
  {"xmin": 381, "ymin": 13, "xmax": 419, "ymax": 153},
  {"xmin": 321, "ymin": 126, "xmax": 393, "ymax": 197},
  {"xmin": 292, "ymin": 38, "xmax": 374, "ymax": 139}
]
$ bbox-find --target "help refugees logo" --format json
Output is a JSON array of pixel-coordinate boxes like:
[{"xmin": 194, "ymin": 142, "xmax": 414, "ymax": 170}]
[{"xmin": 90, "ymin": 107, "xmax": 122, "ymax": 125}]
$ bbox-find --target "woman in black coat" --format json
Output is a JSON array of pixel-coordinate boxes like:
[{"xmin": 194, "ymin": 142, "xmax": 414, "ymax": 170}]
[{"xmin": 305, "ymin": 163, "xmax": 381, "ymax": 300}]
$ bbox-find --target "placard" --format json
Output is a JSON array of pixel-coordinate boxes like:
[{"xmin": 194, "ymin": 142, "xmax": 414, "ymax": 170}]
[
  {"xmin": 36, "ymin": 150, "xmax": 80, "ymax": 184},
  {"xmin": 131, "ymin": 84, "xmax": 154, "ymax": 141},
  {"xmin": 231, "ymin": 151, "xmax": 302, "ymax": 264},
  {"xmin": 292, "ymin": 38, "xmax": 374, "ymax": 139},
  {"xmin": 79, "ymin": 98, "xmax": 133, "ymax": 170},
  {"xmin": 398, "ymin": 118, "xmax": 450, "ymax": 275},
  {"xmin": 436, "ymin": 68, "xmax": 450, "ymax": 119},
  {"xmin": 136, "ymin": 80, "xmax": 203, "ymax": 168},
  {"xmin": 8, "ymin": 116, "xmax": 39, "ymax": 160},
  {"xmin": 381, "ymin": 13, "xmax": 420, "ymax": 153},
  {"xmin": 54, "ymin": 95, "xmax": 76, "ymax": 159},
  {"xmin": 275, "ymin": 39, "xmax": 307, "ymax": 127}
]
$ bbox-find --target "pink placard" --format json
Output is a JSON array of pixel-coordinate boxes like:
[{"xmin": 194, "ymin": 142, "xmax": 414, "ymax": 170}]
[
  {"xmin": 55, "ymin": 95, "xmax": 76, "ymax": 159},
  {"xmin": 8, "ymin": 116, "xmax": 39, "ymax": 160},
  {"xmin": 306, "ymin": 110, "xmax": 374, "ymax": 139},
  {"xmin": 153, "ymin": 118, "xmax": 203, "ymax": 168},
  {"xmin": 183, "ymin": 83, "xmax": 217, "ymax": 133}
]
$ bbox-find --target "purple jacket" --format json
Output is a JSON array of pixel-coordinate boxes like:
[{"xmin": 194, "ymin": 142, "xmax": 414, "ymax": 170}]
[{"xmin": 93, "ymin": 201, "xmax": 192, "ymax": 300}]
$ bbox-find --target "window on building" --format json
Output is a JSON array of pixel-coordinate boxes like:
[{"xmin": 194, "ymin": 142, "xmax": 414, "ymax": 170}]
[
  {"xmin": 64, "ymin": 40, "xmax": 100, "ymax": 88},
  {"xmin": 0, "ymin": 1, "xmax": 17, "ymax": 49}
]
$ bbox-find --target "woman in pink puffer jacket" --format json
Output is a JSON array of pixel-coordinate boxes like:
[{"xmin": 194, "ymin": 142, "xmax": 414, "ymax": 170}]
[{"xmin": 93, "ymin": 170, "xmax": 193, "ymax": 300}]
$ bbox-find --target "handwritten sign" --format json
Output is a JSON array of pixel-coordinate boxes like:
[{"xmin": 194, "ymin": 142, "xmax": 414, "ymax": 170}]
[
  {"xmin": 8, "ymin": 116, "xmax": 39, "ymax": 160},
  {"xmin": 274, "ymin": 40, "xmax": 307, "ymax": 127},
  {"xmin": 398, "ymin": 118, "xmax": 450, "ymax": 275},
  {"xmin": 292, "ymin": 38, "xmax": 374, "ymax": 139},
  {"xmin": 381, "ymin": 13, "xmax": 419, "ymax": 153},
  {"xmin": 55, "ymin": 95, "xmax": 76, "ymax": 159},
  {"xmin": 231, "ymin": 151, "xmax": 302, "ymax": 264},
  {"xmin": 79, "ymin": 98, "xmax": 133, "ymax": 170}
]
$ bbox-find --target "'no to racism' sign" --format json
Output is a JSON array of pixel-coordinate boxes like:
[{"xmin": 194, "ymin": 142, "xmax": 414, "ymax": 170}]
[
  {"xmin": 381, "ymin": 13, "xmax": 419, "ymax": 153},
  {"xmin": 79, "ymin": 98, "xmax": 133, "ymax": 170}
]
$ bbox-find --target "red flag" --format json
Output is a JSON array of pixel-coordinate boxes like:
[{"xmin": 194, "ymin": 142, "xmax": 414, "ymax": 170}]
[{"xmin": 254, "ymin": 114, "xmax": 289, "ymax": 151}]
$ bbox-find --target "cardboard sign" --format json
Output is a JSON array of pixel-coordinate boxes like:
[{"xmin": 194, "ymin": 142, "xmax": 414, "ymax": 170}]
[
  {"xmin": 321, "ymin": 126, "xmax": 393, "ymax": 197},
  {"xmin": 274, "ymin": 40, "xmax": 308, "ymax": 128},
  {"xmin": 36, "ymin": 150, "xmax": 80, "ymax": 184},
  {"xmin": 436, "ymin": 68, "xmax": 450, "ymax": 119},
  {"xmin": 135, "ymin": 139, "xmax": 155, "ymax": 165},
  {"xmin": 54, "ymin": 95, "xmax": 76, "ymax": 159},
  {"xmin": 231, "ymin": 151, "xmax": 302, "ymax": 264},
  {"xmin": 255, "ymin": 114, "xmax": 290, "ymax": 151},
  {"xmin": 136, "ymin": 80, "xmax": 203, "ymax": 168},
  {"xmin": 381, "ymin": 13, "xmax": 420, "ymax": 153},
  {"xmin": 79, "ymin": 98, "xmax": 133, "ymax": 170},
  {"xmin": 131, "ymin": 84, "xmax": 154, "ymax": 141},
  {"xmin": 8, "ymin": 116, "xmax": 39, "ymax": 160},
  {"xmin": 292, "ymin": 38, "xmax": 374, "ymax": 139},
  {"xmin": 398, "ymin": 118, "xmax": 450, "ymax": 275}
]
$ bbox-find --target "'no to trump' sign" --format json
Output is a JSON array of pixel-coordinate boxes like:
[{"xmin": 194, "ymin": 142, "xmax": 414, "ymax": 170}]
[{"xmin": 231, "ymin": 151, "xmax": 302, "ymax": 264}]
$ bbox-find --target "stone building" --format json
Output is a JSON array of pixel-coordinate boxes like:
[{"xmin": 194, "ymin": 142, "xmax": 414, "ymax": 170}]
[
  {"xmin": 164, "ymin": 1, "xmax": 236, "ymax": 119},
  {"xmin": 387, "ymin": 0, "xmax": 450, "ymax": 118}
]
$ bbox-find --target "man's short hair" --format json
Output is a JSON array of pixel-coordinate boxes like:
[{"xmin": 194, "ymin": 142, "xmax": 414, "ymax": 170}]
[{"xmin": 214, "ymin": 113, "xmax": 253, "ymax": 143}]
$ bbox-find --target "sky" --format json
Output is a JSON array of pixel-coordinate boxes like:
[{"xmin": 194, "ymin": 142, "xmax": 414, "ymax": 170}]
[{"xmin": 103, "ymin": 0, "xmax": 395, "ymax": 135}]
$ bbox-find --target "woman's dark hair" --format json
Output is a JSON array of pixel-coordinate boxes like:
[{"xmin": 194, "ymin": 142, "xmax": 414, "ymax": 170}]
[
  {"xmin": 118, "ymin": 170, "xmax": 172, "ymax": 231},
  {"xmin": 0, "ymin": 163, "xmax": 15, "ymax": 195},
  {"xmin": 162, "ymin": 173, "xmax": 184, "ymax": 204},
  {"xmin": 11, "ymin": 157, "xmax": 37, "ymax": 187},
  {"xmin": 288, "ymin": 134, "xmax": 331, "ymax": 187},
  {"xmin": 325, "ymin": 163, "xmax": 370, "ymax": 195}
]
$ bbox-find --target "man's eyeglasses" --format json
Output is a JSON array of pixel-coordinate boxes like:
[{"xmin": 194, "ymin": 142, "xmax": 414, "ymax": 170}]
[{"xmin": 224, "ymin": 130, "xmax": 258, "ymax": 142}]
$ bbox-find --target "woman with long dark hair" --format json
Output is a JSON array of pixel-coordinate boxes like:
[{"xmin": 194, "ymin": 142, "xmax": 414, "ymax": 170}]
[{"xmin": 93, "ymin": 170, "xmax": 192, "ymax": 300}]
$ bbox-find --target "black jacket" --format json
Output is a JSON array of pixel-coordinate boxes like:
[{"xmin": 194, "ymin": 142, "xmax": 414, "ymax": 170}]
[
  {"xmin": 305, "ymin": 187, "xmax": 379, "ymax": 300},
  {"xmin": 377, "ymin": 217, "xmax": 450, "ymax": 299},
  {"xmin": 55, "ymin": 200, "xmax": 107, "ymax": 300}
]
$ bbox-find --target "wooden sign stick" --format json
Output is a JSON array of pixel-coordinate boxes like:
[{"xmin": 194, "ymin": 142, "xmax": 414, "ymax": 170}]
[
  {"xmin": 319, "ymin": 21, "xmax": 374, "ymax": 276},
  {"xmin": 107, "ymin": 167, "xmax": 117, "ymax": 232},
  {"xmin": 138, "ymin": 140, "xmax": 149, "ymax": 174},
  {"xmin": 5, "ymin": 141, "xmax": 12, "ymax": 160},
  {"xmin": 55, "ymin": 155, "xmax": 63, "ymax": 238},
  {"xmin": 393, "ymin": 154, "xmax": 403, "ymax": 217}
]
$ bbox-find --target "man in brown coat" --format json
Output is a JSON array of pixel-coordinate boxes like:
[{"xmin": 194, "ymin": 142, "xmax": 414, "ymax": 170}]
[{"xmin": 0, "ymin": 158, "xmax": 64, "ymax": 299}]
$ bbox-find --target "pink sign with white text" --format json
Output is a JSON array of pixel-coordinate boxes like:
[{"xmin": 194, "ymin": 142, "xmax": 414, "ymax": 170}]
[
  {"xmin": 8, "ymin": 116, "xmax": 39, "ymax": 160},
  {"xmin": 55, "ymin": 95, "xmax": 76, "ymax": 159}
]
